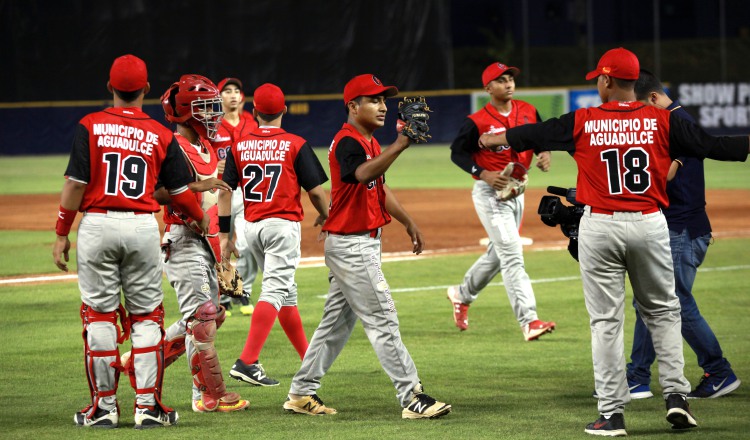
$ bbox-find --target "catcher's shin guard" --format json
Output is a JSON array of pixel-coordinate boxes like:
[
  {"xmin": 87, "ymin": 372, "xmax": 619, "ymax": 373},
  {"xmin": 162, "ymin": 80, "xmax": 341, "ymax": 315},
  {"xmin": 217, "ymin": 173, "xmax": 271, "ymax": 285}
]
[
  {"xmin": 128, "ymin": 304, "xmax": 173, "ymax": 413},
  {"xmin": 79, "ymin": 304, "xmax": 130, "ymax": 419},
  {"xmin": 121, "ymin": 332, "xmax": 185, "ymax": 390},
  {"xmin": 187, "ymin": 301, "xmax": 242, "ymax": 411}
]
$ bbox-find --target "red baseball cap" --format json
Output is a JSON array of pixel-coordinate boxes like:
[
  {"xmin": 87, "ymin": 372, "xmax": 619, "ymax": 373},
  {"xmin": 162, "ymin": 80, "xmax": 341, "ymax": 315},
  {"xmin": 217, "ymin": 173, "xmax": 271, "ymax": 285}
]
[
  {"xmin": 109, "ymin": 54, "xmax": 148, "ymax": 92},
  {"xmin": 585, "ymin": 47, "xmax": 640, "ymax": 81},
  {"xmin": 343, "ymin": 74, "xmax": 398, "ymax": 104},
  {"xmin": 482, "ymin": 62, "xmax": 520, "ymax": 87},
  {"xmin": 253, "ymin": 83, "xmax": 285, "ymax": 114}
]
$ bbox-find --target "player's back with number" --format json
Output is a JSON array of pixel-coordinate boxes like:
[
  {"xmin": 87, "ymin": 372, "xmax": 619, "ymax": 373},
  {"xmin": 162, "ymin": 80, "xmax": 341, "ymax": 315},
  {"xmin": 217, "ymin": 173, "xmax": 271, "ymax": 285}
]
[
  {"xmin": 573, "ymin": 102, "xmax": 673, "ymax": 211},
  {"xmin": 229, "ymin": 128, "xmax": 310, "ymax": 222},
  {"xmin": 69, "ymin": 109, "xmax": 186, "ymax": 212}
]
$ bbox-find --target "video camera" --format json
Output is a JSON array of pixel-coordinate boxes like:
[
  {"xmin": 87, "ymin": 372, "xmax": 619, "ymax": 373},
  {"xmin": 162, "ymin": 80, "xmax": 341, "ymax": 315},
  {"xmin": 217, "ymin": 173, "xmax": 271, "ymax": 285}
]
[{"xmin": 537, "ymin": 186, "xmax": 584, "ymax": 261}]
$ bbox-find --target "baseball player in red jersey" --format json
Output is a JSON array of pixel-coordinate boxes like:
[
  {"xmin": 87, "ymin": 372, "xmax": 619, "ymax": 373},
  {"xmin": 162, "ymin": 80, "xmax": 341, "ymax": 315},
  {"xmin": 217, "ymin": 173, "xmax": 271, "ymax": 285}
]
[
  {"xmin": 448, "ymin": 62, "xmax": 556, "ymax": 340},
  {"xmin": 52, "ymin": 55, "xmax": 209, "ymax": 429},
  {"xmin": 218, "ymin": 83, "xmax": 329, "ymax": 387},
  {"xmin": 133, "ymin": 74, "xmax": 248, "ymax": 414},
  {"xmin": 212, "ymin": 78, "xmax": 259, "ymax": 314},
  {"xmin": 478, "ymin": 47, "xmax": 749, "ymax": 436},
  {"xmin": 284, "ymin": 74, "xmax": 451, "ymax": 419}
]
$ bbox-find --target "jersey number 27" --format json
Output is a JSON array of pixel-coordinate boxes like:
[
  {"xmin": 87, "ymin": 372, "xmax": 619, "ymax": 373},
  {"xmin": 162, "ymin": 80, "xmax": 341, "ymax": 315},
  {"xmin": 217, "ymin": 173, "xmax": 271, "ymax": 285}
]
[{"xmin": 243, "ymin": 163, "xmax": 282, "ymax": 202}]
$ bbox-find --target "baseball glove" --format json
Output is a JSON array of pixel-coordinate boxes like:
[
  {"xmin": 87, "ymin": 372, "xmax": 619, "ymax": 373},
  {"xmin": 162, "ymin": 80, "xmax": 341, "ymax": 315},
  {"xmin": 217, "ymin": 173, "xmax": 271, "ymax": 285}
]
[
  {"xmin": 215, "ymin": 261, "xmax": 245, "ymax": 298},
  {"xmin": 397, "ymin": 96, "xmax": 432, "ymax": 143},
  {"xmin": 496, "ymin": 162, "xmax": 529, "ymax": 201}
]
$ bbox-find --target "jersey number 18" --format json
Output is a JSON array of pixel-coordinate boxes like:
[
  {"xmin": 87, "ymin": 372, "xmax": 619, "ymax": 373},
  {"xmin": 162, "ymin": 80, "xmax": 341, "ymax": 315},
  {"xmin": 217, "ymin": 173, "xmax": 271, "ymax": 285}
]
[{"xmin": 600, "ymin": 147, "xmax": 651, "ymax": 195}]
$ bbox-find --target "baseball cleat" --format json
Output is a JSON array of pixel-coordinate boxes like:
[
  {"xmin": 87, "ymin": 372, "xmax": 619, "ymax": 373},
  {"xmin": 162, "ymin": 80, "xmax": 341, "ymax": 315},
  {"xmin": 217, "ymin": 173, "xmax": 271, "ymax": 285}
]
[
  {"xmin": 74, "ymin": 405, "xmax": 119, "ymax": 429},
  {"xmin": 133, "ymin": 405, "xmax": 178, "ymax": 429},
  {"xmin": 687, "ymin": 372, "xmax": 740, "ymax": 399},
  {"xmin": 192, "ymin": 397, "xmax": 250, "ymax": 413},
  {"xmin": 283, "ymin": 394, "xmax": 337, "ymax": 415},
  {"xmin": 665, "ymin": 394, "xmax": 698, "ymax": 430},
  {"xmin": 584, "ymin": 413, "xmax": 627, "ymax": 436},
  {"xmin": 402, "ymin": 383, "xmax": 451, "ymax": 419},
  {"xmin": 523, "ymin": 319, "xmax": 556, "ymax": 341},
  {"xmin": 230, "ymin": 359, "xmax": 279, "ymax": 386},
  {"xmin": 446, "ymin": 286, "xmax": 469, "ymax": 331}
]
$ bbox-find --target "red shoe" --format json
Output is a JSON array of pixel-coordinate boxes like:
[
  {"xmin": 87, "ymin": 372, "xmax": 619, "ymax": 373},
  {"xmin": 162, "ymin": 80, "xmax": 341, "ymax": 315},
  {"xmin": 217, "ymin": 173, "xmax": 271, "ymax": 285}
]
[
  {"xmin": 447, "ymin": 286, "xmax": 469, "ymax": 331},
  {"xmin": 523, "ymin": 319, "xmax": 556, "ymax": 341}
]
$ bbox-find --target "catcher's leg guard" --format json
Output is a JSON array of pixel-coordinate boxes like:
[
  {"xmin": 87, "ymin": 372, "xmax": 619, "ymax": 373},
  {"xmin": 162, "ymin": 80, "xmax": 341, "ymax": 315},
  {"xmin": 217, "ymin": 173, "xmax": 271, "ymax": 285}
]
[
  {"xmin": 121, "ymin": 332, "xmax": 185, "ymax": 390},
  {"xmin": 128, "ymin": 304, "xmax": 172, "ymax": 413},
  {"xmin": 188, "ymin": 301, "xmax": 243, "ymax": 411},
  {"xmin": 79, "ymin": 304, "xmax": 129, "ymax": 421}
]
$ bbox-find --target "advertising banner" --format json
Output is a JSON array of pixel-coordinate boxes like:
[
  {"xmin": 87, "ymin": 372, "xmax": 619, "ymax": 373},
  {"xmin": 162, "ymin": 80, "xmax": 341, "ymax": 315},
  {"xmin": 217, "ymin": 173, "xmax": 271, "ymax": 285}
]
[{"xmin": 676, "ymin": 82, "xmax": 750, "ymax": 135}]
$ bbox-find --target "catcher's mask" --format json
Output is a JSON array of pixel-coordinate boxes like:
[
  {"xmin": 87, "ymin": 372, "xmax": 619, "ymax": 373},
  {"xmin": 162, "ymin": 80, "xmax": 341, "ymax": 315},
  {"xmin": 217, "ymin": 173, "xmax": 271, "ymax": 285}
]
[{"xmin": 161, "ymin": 74, "xmax": 224, "ymax": 140}]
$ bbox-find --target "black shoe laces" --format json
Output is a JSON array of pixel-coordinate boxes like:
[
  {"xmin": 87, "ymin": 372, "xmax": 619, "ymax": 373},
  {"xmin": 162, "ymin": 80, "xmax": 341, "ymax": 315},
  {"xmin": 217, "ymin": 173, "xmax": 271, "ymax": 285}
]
[
  {"xmin": 415, "ymin": 393, "xmax": 437, "ymax": 406},
  {"xmin": 310, "ymin": 394, "xmax": 326, "ymax": 406}
]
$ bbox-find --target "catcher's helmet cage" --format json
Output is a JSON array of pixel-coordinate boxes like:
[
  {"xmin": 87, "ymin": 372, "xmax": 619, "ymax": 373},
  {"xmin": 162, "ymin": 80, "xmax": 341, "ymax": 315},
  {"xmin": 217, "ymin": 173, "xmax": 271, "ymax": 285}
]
[{"xmin": 161, "ymin": 74, "xmax": 224, "ymax": 140}]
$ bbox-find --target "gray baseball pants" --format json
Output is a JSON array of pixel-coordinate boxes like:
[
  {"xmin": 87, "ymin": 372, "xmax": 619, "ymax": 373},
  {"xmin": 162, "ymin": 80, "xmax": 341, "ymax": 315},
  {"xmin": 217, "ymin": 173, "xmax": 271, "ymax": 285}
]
[
  {"xmin": 289, "ymin": 232, "xmax": 420, "ymax": 407},
  {"xmin": 579, "ymin": 206, "xmax": 690, "ymax": 415}
]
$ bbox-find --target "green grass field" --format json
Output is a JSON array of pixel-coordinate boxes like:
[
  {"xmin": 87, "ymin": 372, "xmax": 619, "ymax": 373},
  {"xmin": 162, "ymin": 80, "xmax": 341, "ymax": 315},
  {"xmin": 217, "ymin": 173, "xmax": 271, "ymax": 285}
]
[{"xmin": 0, "ymin": 147, "xmax": 748, "ymax": 439}]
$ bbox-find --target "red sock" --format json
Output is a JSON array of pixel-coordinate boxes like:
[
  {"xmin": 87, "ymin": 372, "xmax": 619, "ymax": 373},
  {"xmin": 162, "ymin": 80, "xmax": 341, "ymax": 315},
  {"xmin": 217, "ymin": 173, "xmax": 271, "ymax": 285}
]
[
  {"xmin": 239, "ymin": 301, "xmax": 278, "ymax": 365},
  {"xmin": 278, "ymin": 306, "xmax": 308, "ymax": 360}
]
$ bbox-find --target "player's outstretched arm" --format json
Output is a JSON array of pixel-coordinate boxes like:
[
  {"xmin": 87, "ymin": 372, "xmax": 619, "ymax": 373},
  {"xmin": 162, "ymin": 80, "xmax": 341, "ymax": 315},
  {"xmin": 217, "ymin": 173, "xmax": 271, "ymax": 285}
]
[
  {"xmin": 189, "ymin": 177, "xmax": 232, "ymax": 193},
  {"xmin": 384, "ymin": 184, "xmax": 424, "ymax": 255},
  {"xmin": 478, "ymin": 132, "xmax": 509, "ymax": 152}
]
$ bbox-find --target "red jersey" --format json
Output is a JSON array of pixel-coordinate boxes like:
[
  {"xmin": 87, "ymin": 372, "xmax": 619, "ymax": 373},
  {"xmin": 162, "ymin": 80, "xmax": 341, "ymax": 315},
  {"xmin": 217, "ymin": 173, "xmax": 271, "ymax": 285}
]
[
  {"xmin": 323, "ymin": 123, "xmax": 391, "ymax": 234},
  {"xmin": 572, "ymin": 101, "xmax": 672, "ymax": 211},
  {"xmin": 64, "ymin": 107, "xmax": 192, "ymax": 212},
  {"xmin": 223, "ymin": 126, "xmax": 328, "ymax": 222},
  {"xmin": 163, "ymin": 133, "xmax": 220, "ymax": 235},
  {"xmin": 211, "ymin": 112, "xmax": 258, "ymax": 167},
  {"xmin": 506, "ymin": 100, "xmax": 748, "ymax": 212},
  {"xmin": 467, "ymin": 101, "xmax": 536, "ymax": 174}
]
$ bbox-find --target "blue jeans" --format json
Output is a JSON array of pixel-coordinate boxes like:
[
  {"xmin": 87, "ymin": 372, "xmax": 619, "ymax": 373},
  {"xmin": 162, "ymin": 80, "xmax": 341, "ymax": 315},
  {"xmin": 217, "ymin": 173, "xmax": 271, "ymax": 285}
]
[{"xmin": 627, "ymin": 229, "xmax": 733, "ymax": 384}]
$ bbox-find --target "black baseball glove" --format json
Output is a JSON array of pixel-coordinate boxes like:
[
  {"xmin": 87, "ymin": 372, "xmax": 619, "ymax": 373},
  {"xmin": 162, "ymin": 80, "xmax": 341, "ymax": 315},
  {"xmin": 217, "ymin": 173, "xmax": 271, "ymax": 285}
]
[{"xmin": 397, "ymin": 96, "xmax": 432, "ymax": 143}]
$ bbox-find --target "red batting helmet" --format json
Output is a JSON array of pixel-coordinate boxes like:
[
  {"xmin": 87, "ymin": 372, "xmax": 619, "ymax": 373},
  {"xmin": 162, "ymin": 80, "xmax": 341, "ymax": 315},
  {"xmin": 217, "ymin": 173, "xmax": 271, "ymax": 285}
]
[{"xmin": 161, "ymin": 74, "xmax": 224, "ymax": 140}]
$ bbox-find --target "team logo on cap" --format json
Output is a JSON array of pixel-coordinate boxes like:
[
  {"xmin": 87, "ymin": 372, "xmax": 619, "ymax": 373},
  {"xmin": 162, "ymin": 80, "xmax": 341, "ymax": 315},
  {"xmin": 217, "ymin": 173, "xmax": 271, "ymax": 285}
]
[
  {"xmin": 602, "ymin": 67, "xmax": 611, "ymax": 74},
  {"xmin": 497, "ymin": 63, "xmax": 507, "ymax": 70},
  {"xmin": 372, "ymin": 75, "xmax": 382, "ymax": 86}
]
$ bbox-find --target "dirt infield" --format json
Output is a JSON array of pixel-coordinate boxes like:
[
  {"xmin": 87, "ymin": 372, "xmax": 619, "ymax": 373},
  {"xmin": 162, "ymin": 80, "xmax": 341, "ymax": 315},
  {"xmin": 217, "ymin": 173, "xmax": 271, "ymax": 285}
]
[{"xmin": 4, "ymin": 188, "xmax": 750, "ymax": 257}]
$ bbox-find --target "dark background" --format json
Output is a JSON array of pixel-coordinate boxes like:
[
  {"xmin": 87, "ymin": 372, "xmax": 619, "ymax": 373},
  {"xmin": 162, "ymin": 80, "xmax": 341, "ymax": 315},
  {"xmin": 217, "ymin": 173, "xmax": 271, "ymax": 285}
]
[{"xmin": 2, "ymin": 0, "xmax": 750, "ymax": 103}]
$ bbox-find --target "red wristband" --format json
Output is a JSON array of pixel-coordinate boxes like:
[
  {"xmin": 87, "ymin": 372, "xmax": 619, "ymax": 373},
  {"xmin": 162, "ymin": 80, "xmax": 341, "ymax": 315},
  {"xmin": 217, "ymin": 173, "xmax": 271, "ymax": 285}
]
[
  {"xmin": 170, "ymin": 190, "xmax": 205, "ymax": 223},
  {"xmin": 55, "ymin": 205, "xmax": 77, "ymax": 236}
]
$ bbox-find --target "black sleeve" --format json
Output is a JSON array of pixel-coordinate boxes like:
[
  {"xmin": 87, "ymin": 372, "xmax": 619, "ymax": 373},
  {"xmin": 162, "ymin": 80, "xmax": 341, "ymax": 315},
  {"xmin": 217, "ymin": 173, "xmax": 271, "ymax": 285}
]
[
  {"xmin": 506, "ymin": 111, "xmax": 577, "ymax": 153},
  {"xmin": 159, "ymin": 136, "xmax": 194, "ymax": 190},
  {"xmin": 294, "ymin": 143, "xmax": 329, "ymax": 191},
  {"xmin": 535, "ymin": 110, "xmax": 543, "ymax": 122},
  {"xmin": 64, "ymin": 124, "xmax": 91, "ymax": 182},
  {"xmin": 668, "ymin": 113, "xmax": 749, "ymax": 162},
  {"xmin": 222, "ymin": 148, "xmax": 240, "ymax": 189},
  {"xmin": 335, "ymin": 137, "xmax": 367, "ymax": 184},
  {"xmin": 449, "ymin": 119, "xmax": 483, "ymax": 177}
]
